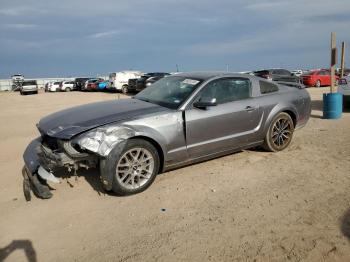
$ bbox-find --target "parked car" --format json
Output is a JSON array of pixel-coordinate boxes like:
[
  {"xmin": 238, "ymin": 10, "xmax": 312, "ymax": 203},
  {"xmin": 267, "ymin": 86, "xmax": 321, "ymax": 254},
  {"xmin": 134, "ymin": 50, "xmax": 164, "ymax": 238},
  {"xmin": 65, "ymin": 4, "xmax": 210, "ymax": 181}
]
[
  {"xmin": 253, "ymin": 69, "xmax": 300, "ymax": 83},
  {"xmin": 12, "ymin": 74, "xmax": 24, "ymax": 82},
  {"xmin": 44, "ymin": 82, "xmax": 51, "ymax": 92},
  {"xmin": 75, "ymin": 77, "xmax": 91, "ymax": 91},
  {"xmin": 60, "ymin": 81, "xmax": 75, "ymax": 92},
  {"xmin": 22, "ymin": 72, "xmax": 311, "ymax": 199},
  {"xmin": 20, "ymin": 80, "xmax": 38, "ymax": 95},
  {"xmin": 108, "ymin": 71, "xmax": 143, "ymax": 93},
  {"xmin": 336, "ymin": 68, "xmax": 350, "ymax": 77},
  {"xmin": 128, "ymin": 72, "xmax": 170, "ymax": 93},
  {"xmin": 98, "ymin": 81, "xmax": 108, "ymax": 90},
  {"xmin": 84, "ymin": 78, "xmax": 104, "ymax": 91},
  {"xmin": 291, "ymin": 70, "xmax": 303, "ymax": 77},
  {"xmin": 47, "ymin": 82, "xmax": 62, "ymax": 92},
  {"xmin": 338, "ymin": 76, "xmax": 350, "ymax": 107},
  {"xmin": 301, "ymin": 69, "xmax": 339, "ymax": 87},
  {"xmin": 11, "ymin": 74, "xmax": 24, "ymax": 91}
]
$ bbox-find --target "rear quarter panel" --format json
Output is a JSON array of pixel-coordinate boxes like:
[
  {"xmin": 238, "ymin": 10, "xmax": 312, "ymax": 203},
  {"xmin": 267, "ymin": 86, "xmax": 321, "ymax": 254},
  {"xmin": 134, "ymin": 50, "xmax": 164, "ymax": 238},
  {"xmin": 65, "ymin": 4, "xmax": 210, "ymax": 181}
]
[{"xmin": 257, "ymin": 85, "xmax": 310, "ymax": 139}]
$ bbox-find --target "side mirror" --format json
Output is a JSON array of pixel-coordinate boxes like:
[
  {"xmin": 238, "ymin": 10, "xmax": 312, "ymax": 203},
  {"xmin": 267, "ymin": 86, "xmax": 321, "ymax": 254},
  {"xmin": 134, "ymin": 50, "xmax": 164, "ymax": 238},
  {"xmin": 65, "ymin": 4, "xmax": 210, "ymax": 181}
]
[{"xmin": 193, "ymin": 97, "xmax": 217, "ymax": 109}]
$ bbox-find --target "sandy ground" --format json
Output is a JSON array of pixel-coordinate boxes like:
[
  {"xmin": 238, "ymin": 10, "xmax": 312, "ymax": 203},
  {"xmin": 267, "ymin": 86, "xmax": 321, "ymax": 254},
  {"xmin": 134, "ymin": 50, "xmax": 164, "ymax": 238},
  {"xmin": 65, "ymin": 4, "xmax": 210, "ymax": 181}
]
[{"xmin": 0, "ymin": 88, "xmax": 349, "ymax": 262}]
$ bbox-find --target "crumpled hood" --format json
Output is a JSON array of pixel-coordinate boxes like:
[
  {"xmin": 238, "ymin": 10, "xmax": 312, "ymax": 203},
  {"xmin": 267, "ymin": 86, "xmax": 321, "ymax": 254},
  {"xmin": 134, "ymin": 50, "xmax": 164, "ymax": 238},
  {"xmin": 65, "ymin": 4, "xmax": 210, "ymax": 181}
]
[{"xmin": 37, "ymin": 98, "xmax": 169, "ymax": 139}]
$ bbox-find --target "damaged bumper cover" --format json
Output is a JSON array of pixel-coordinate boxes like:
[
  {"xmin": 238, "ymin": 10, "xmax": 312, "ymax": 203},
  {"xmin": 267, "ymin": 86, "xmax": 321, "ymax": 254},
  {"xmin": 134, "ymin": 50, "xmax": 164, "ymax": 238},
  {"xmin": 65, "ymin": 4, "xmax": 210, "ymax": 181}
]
[
  {"xmin": 22, "ymin": 138, "xmax": 53, "ymax": 200},
  {"xmin": 22, "ymin": 125, "xmax": 135, "ymax": 200},
  {"xmin": 22, "ymin": 136, "xmax": 98, "ymax": 200}
]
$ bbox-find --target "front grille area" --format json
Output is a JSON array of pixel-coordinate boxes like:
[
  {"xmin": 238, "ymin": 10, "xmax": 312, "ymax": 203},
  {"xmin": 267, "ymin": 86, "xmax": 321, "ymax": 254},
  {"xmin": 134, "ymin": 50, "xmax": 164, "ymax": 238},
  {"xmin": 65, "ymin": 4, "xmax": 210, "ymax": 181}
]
[{"xmin": 41, "ymin": 135, "xmax": 59, "ymax": 151}]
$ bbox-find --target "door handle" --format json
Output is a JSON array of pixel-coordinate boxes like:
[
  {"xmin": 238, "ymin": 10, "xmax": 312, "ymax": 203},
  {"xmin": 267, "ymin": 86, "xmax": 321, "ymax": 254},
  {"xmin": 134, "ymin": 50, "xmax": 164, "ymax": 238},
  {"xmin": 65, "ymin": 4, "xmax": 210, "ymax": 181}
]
[{"xmin": 245, "ymin": 106, "xmax": 256, "ymax": 112}]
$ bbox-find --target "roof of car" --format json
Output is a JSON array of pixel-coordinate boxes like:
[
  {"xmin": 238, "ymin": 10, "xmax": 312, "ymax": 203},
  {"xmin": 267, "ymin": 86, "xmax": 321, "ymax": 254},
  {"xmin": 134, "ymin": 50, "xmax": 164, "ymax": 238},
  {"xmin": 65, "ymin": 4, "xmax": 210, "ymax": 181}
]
[{"xmin": 172, "ymin": 71, "xmax": 254, "ymax": 81}]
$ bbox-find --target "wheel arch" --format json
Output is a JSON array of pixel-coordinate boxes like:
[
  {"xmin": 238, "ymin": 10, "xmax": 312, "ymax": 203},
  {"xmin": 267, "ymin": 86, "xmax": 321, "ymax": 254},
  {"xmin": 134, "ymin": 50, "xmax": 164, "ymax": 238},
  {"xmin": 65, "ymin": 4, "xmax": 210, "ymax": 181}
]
[
  {"xmin": 282, "ymin": 110, "xmax": 297, "ymax": 128},
  {"xmin": 263, "ymin": 105, "xmax": 298, "ymax": 136},
  {"xmin": 130, "ymin": 135, "xmax": 165, "ymax": 173}
]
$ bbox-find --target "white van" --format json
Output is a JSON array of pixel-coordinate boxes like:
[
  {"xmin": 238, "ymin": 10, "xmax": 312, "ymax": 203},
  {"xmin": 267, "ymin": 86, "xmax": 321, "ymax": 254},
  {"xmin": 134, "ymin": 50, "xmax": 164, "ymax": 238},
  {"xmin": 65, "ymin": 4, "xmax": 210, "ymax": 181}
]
[{"xmin": 108, "ymin": 71, "xmax": 143, "ymax": 93}]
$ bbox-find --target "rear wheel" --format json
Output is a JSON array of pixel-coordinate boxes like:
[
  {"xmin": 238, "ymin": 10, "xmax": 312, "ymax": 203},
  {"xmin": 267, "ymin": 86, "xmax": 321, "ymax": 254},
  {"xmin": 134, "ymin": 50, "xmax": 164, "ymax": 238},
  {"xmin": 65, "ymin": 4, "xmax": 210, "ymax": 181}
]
[
  {"xmin": 65, "ymin": 87, "xmax": 71, "ymax": 92},
  {"xmin": 122, "ymin": 85, "xmax": 129, "ymax": 94},
  {"xmin": 263, "ymin": 112, "xmax": 294, "ymax": 152},
  {"xmin": 315, "ymin": 80, "xmax": 321, "ymax": 88}
]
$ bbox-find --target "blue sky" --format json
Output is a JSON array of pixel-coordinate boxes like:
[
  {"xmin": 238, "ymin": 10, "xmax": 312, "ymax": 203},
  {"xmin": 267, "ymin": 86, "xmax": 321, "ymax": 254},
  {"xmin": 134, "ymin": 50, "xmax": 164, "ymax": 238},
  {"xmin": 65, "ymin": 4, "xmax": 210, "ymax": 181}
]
[{"xmin": 0, "ymin": 0, "xmax": 350, "ymax": 78}]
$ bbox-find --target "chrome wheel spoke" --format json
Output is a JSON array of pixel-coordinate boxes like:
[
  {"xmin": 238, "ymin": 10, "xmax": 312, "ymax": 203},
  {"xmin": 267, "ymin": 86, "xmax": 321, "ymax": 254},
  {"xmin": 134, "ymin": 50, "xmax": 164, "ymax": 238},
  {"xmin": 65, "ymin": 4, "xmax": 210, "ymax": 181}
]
[
  {"xmin": 116, "ymin": 147, "xmax": 155, "ymax": 190},
  {"xmin": 272, "ymin": 118, "xmax": 292, "ymax": 148},
  {"xmin": 120, "ymin": 172, "xmax": 129, "ymax": 181}
]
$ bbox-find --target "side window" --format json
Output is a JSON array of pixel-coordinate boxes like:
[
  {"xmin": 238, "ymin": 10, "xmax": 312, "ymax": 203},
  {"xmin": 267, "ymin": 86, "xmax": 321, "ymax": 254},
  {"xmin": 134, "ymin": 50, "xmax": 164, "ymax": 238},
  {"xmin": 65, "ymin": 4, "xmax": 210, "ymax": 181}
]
[
  {"xmin": 259, "ymin": 81, "xmax": 279, "ymax": 94},
  {"xmin": 198, "ymin": 78, "xmax": 251, "ymax": 104}
]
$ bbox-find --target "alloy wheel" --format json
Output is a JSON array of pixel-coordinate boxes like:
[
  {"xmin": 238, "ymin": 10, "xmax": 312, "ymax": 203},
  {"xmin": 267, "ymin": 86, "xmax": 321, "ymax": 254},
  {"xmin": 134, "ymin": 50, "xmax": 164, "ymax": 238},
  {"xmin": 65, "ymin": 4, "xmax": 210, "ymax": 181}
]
[
  {"xmin": 271, "ymin": 118, "xmax": 292, "ymax": 149},
  {"xmin": 116, "ymin": 148, "xmax": 154, "ymax": 190}
]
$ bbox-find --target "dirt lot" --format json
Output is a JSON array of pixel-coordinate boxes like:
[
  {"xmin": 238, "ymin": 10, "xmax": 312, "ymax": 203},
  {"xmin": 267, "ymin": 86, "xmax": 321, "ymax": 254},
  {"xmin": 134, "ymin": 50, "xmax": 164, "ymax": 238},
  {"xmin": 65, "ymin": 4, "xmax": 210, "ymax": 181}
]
[{"xmin": 0, "ymin": 88, "xmax": 349, "ymax": 262}]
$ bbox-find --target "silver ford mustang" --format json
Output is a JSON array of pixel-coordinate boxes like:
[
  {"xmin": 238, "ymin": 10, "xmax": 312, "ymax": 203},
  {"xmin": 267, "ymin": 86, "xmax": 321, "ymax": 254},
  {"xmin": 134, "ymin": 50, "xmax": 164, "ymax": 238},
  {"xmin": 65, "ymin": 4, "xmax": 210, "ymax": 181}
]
[{"xmin": 22, "ymin": 72, "xmax": 311, "ymax": 199}]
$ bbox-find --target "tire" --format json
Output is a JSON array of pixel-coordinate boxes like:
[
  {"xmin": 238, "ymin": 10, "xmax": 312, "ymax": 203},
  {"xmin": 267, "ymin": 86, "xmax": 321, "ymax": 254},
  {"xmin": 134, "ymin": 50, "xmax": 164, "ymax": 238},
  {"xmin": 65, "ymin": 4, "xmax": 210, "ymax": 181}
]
[
  {"xmin": 263, "ymin": 112, "xmax": 294, "ymax": 152},
  {"xmin": 65, "ymin": 87, "xmax": 71, "ymax": 92},
  {"xmin": 101, "ymin": 139, "xmax": 160, "ymax": 195},
  {"xmin": 23, "ymin": 178, "xmax": 31, "ymax": 201},
  {"xmin": 122, "ymin": 85, "xmax": 129, "ymax": 94},
  {"xmin": 343, "ymin": 99, "xmax": 349, "ymax": 110},
  {"xmin": 315, "ymin": 80, "xmax": 321, "ymax": 88}
]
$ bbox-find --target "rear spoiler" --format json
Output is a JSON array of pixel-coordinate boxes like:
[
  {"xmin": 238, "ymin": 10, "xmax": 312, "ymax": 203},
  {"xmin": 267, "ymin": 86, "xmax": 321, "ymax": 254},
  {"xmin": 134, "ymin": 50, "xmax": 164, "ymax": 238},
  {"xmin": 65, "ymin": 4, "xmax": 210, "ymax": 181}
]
[{"xmin": 277, "ymin": 81, "xmax": 305, "ymax": 89}]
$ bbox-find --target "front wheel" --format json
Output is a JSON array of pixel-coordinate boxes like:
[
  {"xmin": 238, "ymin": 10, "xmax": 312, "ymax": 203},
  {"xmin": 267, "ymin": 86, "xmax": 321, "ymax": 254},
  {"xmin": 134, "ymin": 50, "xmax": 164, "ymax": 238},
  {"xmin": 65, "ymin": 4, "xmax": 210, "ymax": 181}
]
[
  {"xmin": 122, "ymin": 85, "xmax": 129, "ymax": 94},
  {"xmin": 263, "ymin": 112, "xmax": 294, "ymax": 152},
  {"xmin": 65, "ymin": 87, "xmax": 71, "ymax": 92},
  {"xmin": 101, "ymin": 139, "xmax": 160, "ymax": 195},
  {"xmin": 315, "ymin": 80, "xmax": 321, "ymax": 88}
]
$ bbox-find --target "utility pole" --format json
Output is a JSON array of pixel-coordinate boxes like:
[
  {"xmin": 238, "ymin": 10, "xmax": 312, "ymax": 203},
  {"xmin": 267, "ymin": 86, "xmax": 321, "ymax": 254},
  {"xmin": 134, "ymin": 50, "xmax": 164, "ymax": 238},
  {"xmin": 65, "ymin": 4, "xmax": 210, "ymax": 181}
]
[
  {"xmin": 330, "ymin": 32, "xmax": 337, "ymax": 93},
  {"xmin": 226, "ymin": 64, "xmax": 229, "ymax": 72},
  {"xmin": 340, "ymin": 41, "xmax": 346, "ymax": 78},
  {"xmin": 176, "ymin": 64, "xmax": 179, "ymax": 72}
]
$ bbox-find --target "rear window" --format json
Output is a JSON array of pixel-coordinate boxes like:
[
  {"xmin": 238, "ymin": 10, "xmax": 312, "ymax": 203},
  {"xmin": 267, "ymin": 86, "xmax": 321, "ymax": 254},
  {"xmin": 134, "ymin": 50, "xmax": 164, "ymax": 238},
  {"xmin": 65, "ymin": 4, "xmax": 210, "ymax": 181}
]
[
  {"xmin": 259, "ymin": 81, "xmax": 279, "ymax": 94},
  {"xmin": 22, "ymin": 81, "xmax": 36, "ymax": 86},
  {"xmin": 254, "ymin": 70, "xmax": 270, "ymax": 76},
  {"xmin": 54, "ymin": 82, "xmax": 60, "ymax": 85},
  {"xmin": 274, "ymin": 69, "xmax": 291, "ymax": 75}
]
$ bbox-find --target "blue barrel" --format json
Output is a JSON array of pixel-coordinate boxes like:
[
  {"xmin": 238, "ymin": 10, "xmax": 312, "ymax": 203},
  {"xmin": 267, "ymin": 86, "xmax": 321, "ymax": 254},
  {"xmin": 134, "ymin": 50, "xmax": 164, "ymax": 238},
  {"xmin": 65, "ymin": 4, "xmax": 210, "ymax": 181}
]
[{"xmin": 323, "ymin": 93, "xmax": 342, "ymax": 119}]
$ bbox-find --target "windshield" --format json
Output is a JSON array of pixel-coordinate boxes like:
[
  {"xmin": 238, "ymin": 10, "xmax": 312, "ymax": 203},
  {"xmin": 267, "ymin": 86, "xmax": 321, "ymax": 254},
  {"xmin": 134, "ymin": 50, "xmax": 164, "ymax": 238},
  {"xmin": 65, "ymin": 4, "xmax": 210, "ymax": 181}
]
[{"xmin": 135, "ymin": 76, "xmax": 203, "ymax": 109}]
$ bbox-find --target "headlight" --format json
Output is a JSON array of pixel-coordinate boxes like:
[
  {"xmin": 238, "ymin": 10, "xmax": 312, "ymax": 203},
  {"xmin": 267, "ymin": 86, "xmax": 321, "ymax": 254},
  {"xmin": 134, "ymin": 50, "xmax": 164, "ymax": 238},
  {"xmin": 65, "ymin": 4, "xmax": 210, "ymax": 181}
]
[
  {"xmin": 75, "ymin": 125, "xmax": 135, "ymax": 156},
  {"xmin": 146, "ymin": 82, "xmax": 152, "ymax": 86}
]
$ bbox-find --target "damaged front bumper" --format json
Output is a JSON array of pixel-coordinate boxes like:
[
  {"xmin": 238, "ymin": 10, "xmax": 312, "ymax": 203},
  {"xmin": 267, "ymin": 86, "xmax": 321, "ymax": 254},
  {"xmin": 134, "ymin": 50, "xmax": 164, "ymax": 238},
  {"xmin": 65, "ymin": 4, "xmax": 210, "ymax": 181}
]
[
  {"xmin": 22, "ymin": 137, "xmax": 97, "ymax": 200},
  {"xmin": 22, "ymin": 138, "xmax": 53, "ymax": 200}
]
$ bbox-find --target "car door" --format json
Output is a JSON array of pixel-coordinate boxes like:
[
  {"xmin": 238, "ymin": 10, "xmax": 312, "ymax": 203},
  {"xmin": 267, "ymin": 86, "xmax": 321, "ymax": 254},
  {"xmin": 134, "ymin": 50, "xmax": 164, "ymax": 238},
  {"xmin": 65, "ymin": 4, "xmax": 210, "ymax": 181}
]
[
  {"xmin": 185, "ymin": 77, "xmax": 262, "ymax": 159},
  {"xmin": 323, "ymin": 70, "xmax": 331, "ymax": 85}
]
